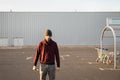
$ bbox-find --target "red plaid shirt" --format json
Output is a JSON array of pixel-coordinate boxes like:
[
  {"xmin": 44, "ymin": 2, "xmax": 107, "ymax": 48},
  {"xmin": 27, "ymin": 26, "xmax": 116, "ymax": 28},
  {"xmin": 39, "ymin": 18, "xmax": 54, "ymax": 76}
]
[{"xmin": 33, "ymin": 39, "xmax": 60, "ymax": 67}]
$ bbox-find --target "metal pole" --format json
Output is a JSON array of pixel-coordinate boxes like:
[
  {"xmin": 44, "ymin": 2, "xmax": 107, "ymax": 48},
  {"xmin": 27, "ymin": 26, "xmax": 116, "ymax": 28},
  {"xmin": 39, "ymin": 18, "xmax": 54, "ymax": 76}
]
[
  {"xmin": 100, "ymin": 28, "xmax": 104, "ymax": 56},
  {"xmin": 112, "ymin": 29, "xmax": 117, "ymax": 69},
  {"xmin": 108, "ymin": 26, "xmax": 117, "ymax": 69},
  {"xmin": 100, "ymin": 26, "xmax": 117, "ymax": 69},
  {"xmin": 106, "ymin": 17, "xmax": 109, "ymax": 26}
]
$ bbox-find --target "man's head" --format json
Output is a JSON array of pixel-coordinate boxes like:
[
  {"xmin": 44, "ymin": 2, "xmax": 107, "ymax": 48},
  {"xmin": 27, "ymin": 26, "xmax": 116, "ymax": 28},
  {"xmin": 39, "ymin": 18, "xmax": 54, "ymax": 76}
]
[{"xmin": 44, "ymin": 29, "xmax": 52, "ymax": 42}]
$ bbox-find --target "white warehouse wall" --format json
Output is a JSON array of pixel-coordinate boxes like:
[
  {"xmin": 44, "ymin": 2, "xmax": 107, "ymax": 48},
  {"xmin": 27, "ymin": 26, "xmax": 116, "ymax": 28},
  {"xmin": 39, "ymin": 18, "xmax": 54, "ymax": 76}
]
[{"xmin": 0, "ymin": 12, "xmax": 120, "ymax": 46}]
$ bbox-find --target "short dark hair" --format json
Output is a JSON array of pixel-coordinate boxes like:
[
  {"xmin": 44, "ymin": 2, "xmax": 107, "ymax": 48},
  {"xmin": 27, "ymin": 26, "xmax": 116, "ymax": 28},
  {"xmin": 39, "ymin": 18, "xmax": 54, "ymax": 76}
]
[{"xmin": 44, "ymin": 29, "xmax": 52, "ymax": 37}]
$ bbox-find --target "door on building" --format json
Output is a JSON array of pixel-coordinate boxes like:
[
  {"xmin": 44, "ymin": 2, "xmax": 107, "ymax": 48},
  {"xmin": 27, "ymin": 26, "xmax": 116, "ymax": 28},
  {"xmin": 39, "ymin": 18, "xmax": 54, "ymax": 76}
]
[
  {"xmin": 0, "ymin": 38, "xmax": 8, "ymax": 46},
  {"xmin": 14, "ymin": 38, "xmax": 24, "ymax": 46}
]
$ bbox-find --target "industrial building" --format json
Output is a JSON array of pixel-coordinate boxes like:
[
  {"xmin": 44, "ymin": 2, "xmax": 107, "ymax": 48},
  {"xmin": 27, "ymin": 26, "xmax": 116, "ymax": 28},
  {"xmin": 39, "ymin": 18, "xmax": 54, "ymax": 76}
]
[{"xmin": 0, "ymin": 12, "xmax": 120, "ymax": 46}]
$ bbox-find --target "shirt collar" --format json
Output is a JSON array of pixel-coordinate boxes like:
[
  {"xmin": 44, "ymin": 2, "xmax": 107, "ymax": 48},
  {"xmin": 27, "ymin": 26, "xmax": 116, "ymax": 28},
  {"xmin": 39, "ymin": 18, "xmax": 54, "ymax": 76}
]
[{"xmin": 43, "ymin": 39, "xmax": 52, "ymax": 45}]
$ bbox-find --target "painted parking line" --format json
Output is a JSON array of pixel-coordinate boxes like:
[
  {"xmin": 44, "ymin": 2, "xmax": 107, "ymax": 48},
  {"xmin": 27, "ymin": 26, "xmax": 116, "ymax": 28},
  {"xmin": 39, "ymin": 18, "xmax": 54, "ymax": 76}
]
[
  {"xmin": 60, "ymin": 56, "xmax": 65, "ymax": 60},
  {"xmin": 88, "ymin": 62, "xmax": 92, "ymax": 64},
  {"xmin": 99, "ymin": 68, "xmax": 120, "ymax": 71},
  {"xmin": 22, "ymin": 52, "xmax": 25, "ymax": 54},
  {"xmin": 76, "ymin": 56, "xmax": 80, "ymax": 58},
  {"xmin": 65, "ymin": 54, "xmax": 70, "ymax": 57},
  {"xmin": 81, "ymin": 58, "xmax": 85, "ymax": 61},
  {"xmin": 99, "ymin": 68, "xmax": 104, "ymax": 71},
  {"xmin": 26, "ymin": 56, "xmax": 33, "ymax": 60},
  {"xmin": 60, "ymin": 54, "xmax": 70, "ymax": 60},
  {"xmin": 88, "ymin": 62, "xmax": 97, "ymax": 65}
]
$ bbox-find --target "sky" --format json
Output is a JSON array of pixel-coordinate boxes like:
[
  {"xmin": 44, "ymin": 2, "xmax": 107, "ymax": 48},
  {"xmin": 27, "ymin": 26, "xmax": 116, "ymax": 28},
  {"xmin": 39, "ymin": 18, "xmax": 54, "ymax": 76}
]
[{"xmin": 0, "ymin": 0, "xmax": 120, "ymax": 12}]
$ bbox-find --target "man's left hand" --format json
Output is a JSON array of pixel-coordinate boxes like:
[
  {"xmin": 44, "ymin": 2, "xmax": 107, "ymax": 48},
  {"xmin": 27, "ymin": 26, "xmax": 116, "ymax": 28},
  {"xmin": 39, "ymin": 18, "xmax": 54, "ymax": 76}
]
[{"xmin": 56, "ymin": 67, "xmax": 60, "ymax": 72}]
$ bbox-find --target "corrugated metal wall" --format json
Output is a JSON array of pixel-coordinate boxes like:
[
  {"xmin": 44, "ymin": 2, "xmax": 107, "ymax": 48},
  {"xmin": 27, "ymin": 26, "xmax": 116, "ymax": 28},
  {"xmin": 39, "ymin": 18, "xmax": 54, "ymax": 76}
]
[{"xmin": 0, "ymin": 12, "xmax": 120, "ymax": 46}]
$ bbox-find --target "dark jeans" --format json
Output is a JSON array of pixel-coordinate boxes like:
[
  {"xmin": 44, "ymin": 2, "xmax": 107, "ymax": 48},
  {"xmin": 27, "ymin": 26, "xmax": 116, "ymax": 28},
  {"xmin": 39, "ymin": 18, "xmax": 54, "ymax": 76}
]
[{"xmin": 39, "ymin": 64, "xmax": 55, "ymax": 80}]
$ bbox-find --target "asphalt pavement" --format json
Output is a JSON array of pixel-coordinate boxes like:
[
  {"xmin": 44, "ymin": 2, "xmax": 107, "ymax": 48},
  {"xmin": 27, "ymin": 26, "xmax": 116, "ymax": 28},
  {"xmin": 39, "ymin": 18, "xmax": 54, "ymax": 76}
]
[{"xmin": 0, "ymin": 46, "xmax": 120, "ymax": 80}]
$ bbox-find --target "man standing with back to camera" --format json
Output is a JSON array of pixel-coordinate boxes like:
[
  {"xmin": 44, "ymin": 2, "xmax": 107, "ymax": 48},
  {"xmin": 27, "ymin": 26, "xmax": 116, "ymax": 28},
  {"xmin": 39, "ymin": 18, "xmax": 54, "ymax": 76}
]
[{"xmin": 33, "ymin": 29, "xmax": 60, "ymax": 80}]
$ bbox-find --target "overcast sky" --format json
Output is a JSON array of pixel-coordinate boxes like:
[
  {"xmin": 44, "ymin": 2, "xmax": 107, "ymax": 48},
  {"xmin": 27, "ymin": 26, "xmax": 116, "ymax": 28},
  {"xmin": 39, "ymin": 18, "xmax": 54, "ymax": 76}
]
[{"xmin": 0, "ymin": 0, "xmax": 120, "ymax": 12}]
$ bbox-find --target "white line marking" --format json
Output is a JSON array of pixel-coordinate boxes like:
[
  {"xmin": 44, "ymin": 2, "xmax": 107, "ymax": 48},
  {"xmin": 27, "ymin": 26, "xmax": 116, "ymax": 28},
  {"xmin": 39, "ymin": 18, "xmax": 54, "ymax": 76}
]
[
  {"xmin": 88, "ymin": 62, "xmax": 97, "ymax": 65},
  {"xmin": 60, "ymin": 56, "xmax": 65, "ymax": 60},
  {"xmin": 76, "ymin": 56, "xmax": 79, "ymax": 58},
  {"xmin": 81, "ymin": 58, "xmax": 85, "ymax": 60},
  {"xmin": 99, "ymin": 68, "xmax": 104, "ymax": 71},
  {"xmin": 22, "ymin": 52, "xmax": 25, "ymax": 54},
  {"xmin": 60, "ymin": 54, "xmax": 70, "ymax": 60},
  {"xmin": 102, "ymin": 68, "xmax": 120, "ymax": 71},
  {"xmin": 26, "ymin": 57, "xmax": 33, "ymax": 60},
  {"xmin": 65, "ymin": 55, "xmax": 70, "ymax": 57},
  {"xmin": 88, "ymin": 62, "xmax": 92, "ymax": 64}
]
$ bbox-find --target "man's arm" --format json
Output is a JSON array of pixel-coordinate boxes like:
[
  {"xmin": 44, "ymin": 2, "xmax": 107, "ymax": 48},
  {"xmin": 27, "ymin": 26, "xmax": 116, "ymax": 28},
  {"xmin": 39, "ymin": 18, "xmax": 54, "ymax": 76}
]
[
  {"xmin": 55, "ymin": 43, "xmax": 60, "ymax": 68},
  {"xmin": 33, "ymin": 42, "xmax": 41, "ymax": 71}
]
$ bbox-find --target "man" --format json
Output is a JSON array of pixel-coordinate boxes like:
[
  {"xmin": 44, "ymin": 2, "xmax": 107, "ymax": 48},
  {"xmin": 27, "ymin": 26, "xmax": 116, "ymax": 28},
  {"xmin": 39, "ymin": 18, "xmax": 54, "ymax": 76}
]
[{"xmin": 33, "ymin": 29, "xmax": 60, "ymax": 80}]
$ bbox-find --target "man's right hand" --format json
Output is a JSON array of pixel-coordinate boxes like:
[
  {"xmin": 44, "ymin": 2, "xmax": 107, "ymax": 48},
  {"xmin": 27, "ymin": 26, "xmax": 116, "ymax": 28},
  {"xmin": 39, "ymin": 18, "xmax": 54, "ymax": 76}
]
[
  {"xmin": 56, "ymin": 67, "xmax": 60, "ymax": 72},
  {"xmin": 32, "ymin": 66, "xmax": 37, "ymax": 71}
]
